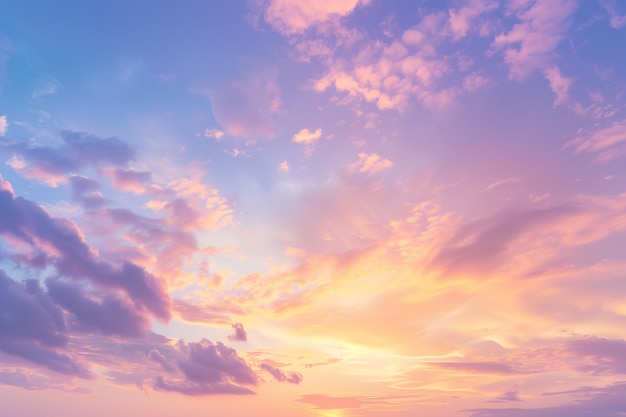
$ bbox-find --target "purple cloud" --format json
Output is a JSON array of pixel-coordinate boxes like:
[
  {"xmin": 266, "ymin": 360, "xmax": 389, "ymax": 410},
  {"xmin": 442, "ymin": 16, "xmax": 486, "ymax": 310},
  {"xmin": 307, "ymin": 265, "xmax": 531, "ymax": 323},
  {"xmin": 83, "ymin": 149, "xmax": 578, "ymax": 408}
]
[
  {"xmin": 465, "ymin": 382, "xmax": 626, "ymax": 417},
  {"xmin": 430, "ymin": 204, "xmax": 581, "ymax": 278},
  {"xmin": 425, "ymin": 361, "xmax": 522, "ymax": 375},
  {"xmin": 1, "ymin": 130, "xmax": 135, "ymax": 175},
  {"xmin": 68, "ymin": 176, "xmax": 107, "ymax": 210},
  {"xmin": 228, "ymin": 323, "xmax": 247, "ymax": 342},
  {"xmin": 0, "ymin": 187, "xmax": 172, "ymax": 322},
  {"xmin": 46, "ymin": 278, "xmax": 151, "ymax": 337},
  {"xmin": 260, "ymin": 363, "xmax": 303, "ymax": 384},
  {"xmin": 565, "ymin": 336, "xmax": 626, "ymax": 375},
  {"xmin": 152, "ymin": 339, "xmax": 258, "ymax": 395},
  {"xmin": 0, "ymin": 271, "xmax": 91, "ymax": 378}
]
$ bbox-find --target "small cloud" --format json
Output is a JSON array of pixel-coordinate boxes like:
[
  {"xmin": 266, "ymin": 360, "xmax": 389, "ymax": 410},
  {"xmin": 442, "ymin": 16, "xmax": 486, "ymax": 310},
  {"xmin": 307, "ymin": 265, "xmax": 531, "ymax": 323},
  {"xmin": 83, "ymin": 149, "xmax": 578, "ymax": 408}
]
[
  {"xmin": 224, "ymin": 148, "xmax": 246, "ymax": 157},
  {"xmin": 463, "ymin": 73, "xmax": 491, "ymax": 92},
  {"xmin": 260, "ymin": 363, "xmax": 302, "ymax": 384},
  {"xmin": 292, "ymin": 128, "xmax": 322, "ymax": 155},
  {"xmin": 228, "ymin": 323, "xmax": 247, "ymax": 342},
  {"xmin": 205, "ymin": 129, "xmax": 225, "ymax": 140},
  {"xmin": 348, "ymin": 152, "xmax": 393, "ymax": 175},
  {"xmin": 263, "ymin": 0, "xmax": 363, "ymax": 34},
  {"xmin": 484, "ymin": 177, "xmax": 522, "ymax": 191},
  {"xmin": 292, "ymin": 128, "xmax": 322, "ymax": 145},
  {"xmin": 278, "ymin": 160, "xmax": 290, "ymax": 173},
  {"xmin": 32, "ymin": 80, "xmax": 60, "ymax": 100},
  {"xmin": 0, "ymin": 115, "xmax": 7, "ymax": 135},
  {"xmin": 544, "ymin": 66, "xmax": 573, "ymax": 106}
]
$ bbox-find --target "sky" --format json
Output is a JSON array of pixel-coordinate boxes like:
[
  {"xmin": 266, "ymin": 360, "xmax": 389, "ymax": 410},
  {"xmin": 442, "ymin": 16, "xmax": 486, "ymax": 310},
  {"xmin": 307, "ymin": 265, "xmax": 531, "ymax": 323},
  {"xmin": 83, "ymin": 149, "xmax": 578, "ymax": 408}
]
[{"xmin": 1, "ymin": 0, "xmax": 626, "ymax": 416}]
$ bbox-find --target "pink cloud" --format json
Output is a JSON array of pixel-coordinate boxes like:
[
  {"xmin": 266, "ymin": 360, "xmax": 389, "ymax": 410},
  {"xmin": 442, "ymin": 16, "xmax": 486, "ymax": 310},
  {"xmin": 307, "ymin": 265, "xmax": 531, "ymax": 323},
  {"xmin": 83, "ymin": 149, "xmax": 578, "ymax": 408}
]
[
  {"xmin": 264, "ymin": 0, "xmax": 364, "ymax": 34},
  {"xmin": 492, "ymin": 0, "xmax": 577, "ymax": 79},
  {"xmin": 348, "ymin": 152, "xmax": 393, "ymax": 175}
]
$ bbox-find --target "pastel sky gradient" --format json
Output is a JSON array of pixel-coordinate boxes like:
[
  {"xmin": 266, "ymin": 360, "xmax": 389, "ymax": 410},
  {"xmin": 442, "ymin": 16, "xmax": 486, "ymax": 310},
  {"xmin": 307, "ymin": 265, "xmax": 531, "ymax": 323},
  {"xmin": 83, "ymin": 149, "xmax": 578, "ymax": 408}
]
[{"xmin": 1, "ymin": 0, "xmax": 626, "ymax": 416}]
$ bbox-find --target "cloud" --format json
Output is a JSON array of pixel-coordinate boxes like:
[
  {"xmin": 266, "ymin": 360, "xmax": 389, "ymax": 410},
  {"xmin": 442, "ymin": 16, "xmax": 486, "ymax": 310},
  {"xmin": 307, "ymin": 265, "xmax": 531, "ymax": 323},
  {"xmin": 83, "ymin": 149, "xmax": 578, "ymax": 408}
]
[
  {"xmin": 264, "ymin": 0, "xmax": 363, "ymax": 34},
  {"xmin": 543, "ymin": 66, "xmax": 574, "ymax": 106},
  {"xmin": 0, "ymin": 271, "xmax": 92, "ymax": 378},
  {"xmin": 466, "ymin": 382, "xmax": 626, "ymax": 417},
  {"xmin": 492, "ymin": 0, "xmax": 577, "ymax": 79},
  {"xmin": 448, "ymin": 0, "xmax": 499, "ymax": 40},
  {"xmin": 564, "ymin": 120, "xmax": 626, "ymax": 162},
  {"xmin": 0, "ymin": 115, "xmax": 7, "ymax": 135},
  {"xmin": 484, "ymin": 177, "xmax": 522, "ymax": 191},
  {"xmin": 564, "ymin": 336, "xmax": 626, "ymax": 375},
  {"xmin": 425, "ymin": 361, "xmax": 522, "ymax": 375},
  {"xmin": 601, "ymin": 0, "xmax": 626, "ymax": 28},
  {"xmin": 172, "ymin": 299, "xmax": 238, "ymax": 325},
  {"xmin": 228, "ymin": 323, "xmax": 248, "ymax": 342},
  {"xmin": 429, "ymin": 203, "xmax": 583, "ymax": 279},
  {"xmin": 463, "ymin": 73, "xmax": 491, "ymax": 92},
  {"xmin": 259, "ymin": 363, "xmax": 303, "ymax": 384},
  {"xmin": 0, "ymin": 186, "xmax": 172, "ymax": 322},
  {"xmin": 107, "ymin": 168, "xmax": 152, "ymax": 194},
  {"xmin": 1, "ymin": 130, "xmax": 135, "ymax": 186},
  {"xmin": 68, "ymin": 176, "xmax": 107, "ymax": 210},
  {"xmin": 46, "ymin": 278, "xmax": 152, "ymax": 337},
  {"xmin": 292, "ymin": 128, "xmax": 322, "ymax": 155},
  {"xmin": 32, "ymin": 79, "xmax": 60, "ymax": 100},
  {"xmin": 292, "ymin": 128, "xmax": 322, "ymax": 144},
  {"xmin": 204, "ymin": 129, "xmax": 225, "ymax": 140},
  {"xmin": 348, "ymin": 152, "xmax": 393, "ymax": 175},
  {"xmin": 278, "ymin": 160, "xmax": 290, "ymax": 172},
  {"xmin": 153, "ymin": 339, "xmax": 257, "ymax": 395}
]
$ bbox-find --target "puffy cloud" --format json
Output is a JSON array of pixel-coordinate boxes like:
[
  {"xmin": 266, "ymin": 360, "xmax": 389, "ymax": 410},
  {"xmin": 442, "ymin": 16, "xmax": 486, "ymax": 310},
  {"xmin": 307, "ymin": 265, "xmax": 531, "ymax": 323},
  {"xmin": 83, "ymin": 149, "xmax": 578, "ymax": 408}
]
[
  {"xmin": 68, "ymin": 176, "xmax": 107, "ymax": 210},
  {"xmin": 0, "ymin": 271, "xmax": 92, "ymax": 378},
  {"xmin": 264, "ymin": 0, "xmax": 363, "ymax": 34},
  {"xmin": 107, "ymin": 168, "xmax": 152, "ymax": 194},
  {"xmin": 228, "ymin": 323, "xmax": 247, "ymax": 342},
  {"xmin": 0, "ymin": 186, "xmax": 172, "ymax": 322},
  {"xmin": 46, "ymin": 278, "xmax": 151, "ymax": 337},
  {"xmin": 448, "ymin": 0, "xmax": 499, "ymax": 40},
  {"xmin": 0, "ymin": 115, "xmax": 7, "ymax": 135},
  {"xmin": 292, "ymin": 128, "xmax": 322, "ymax": 155},
  {"xmin": 292, "ymin": 128, "xmax": 322, "ymax": 145},
  {"xmin": 348, "ymin": 152, "xmax": 393, "ymax": 175},
  {"xmin": 153, "ymin": 339, "xmax": 257, "ymax": 395},
  {"xmin": 492, "ymin": 0, "xmax": 577, "ymax": 79}
]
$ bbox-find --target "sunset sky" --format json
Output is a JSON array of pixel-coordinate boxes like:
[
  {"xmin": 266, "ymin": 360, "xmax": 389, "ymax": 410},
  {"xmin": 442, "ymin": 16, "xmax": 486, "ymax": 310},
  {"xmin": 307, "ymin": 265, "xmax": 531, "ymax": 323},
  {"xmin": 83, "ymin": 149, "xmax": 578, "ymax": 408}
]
[{"xmin": 1, "ymin": 0, "xmax": 626, "ymax": 416}]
